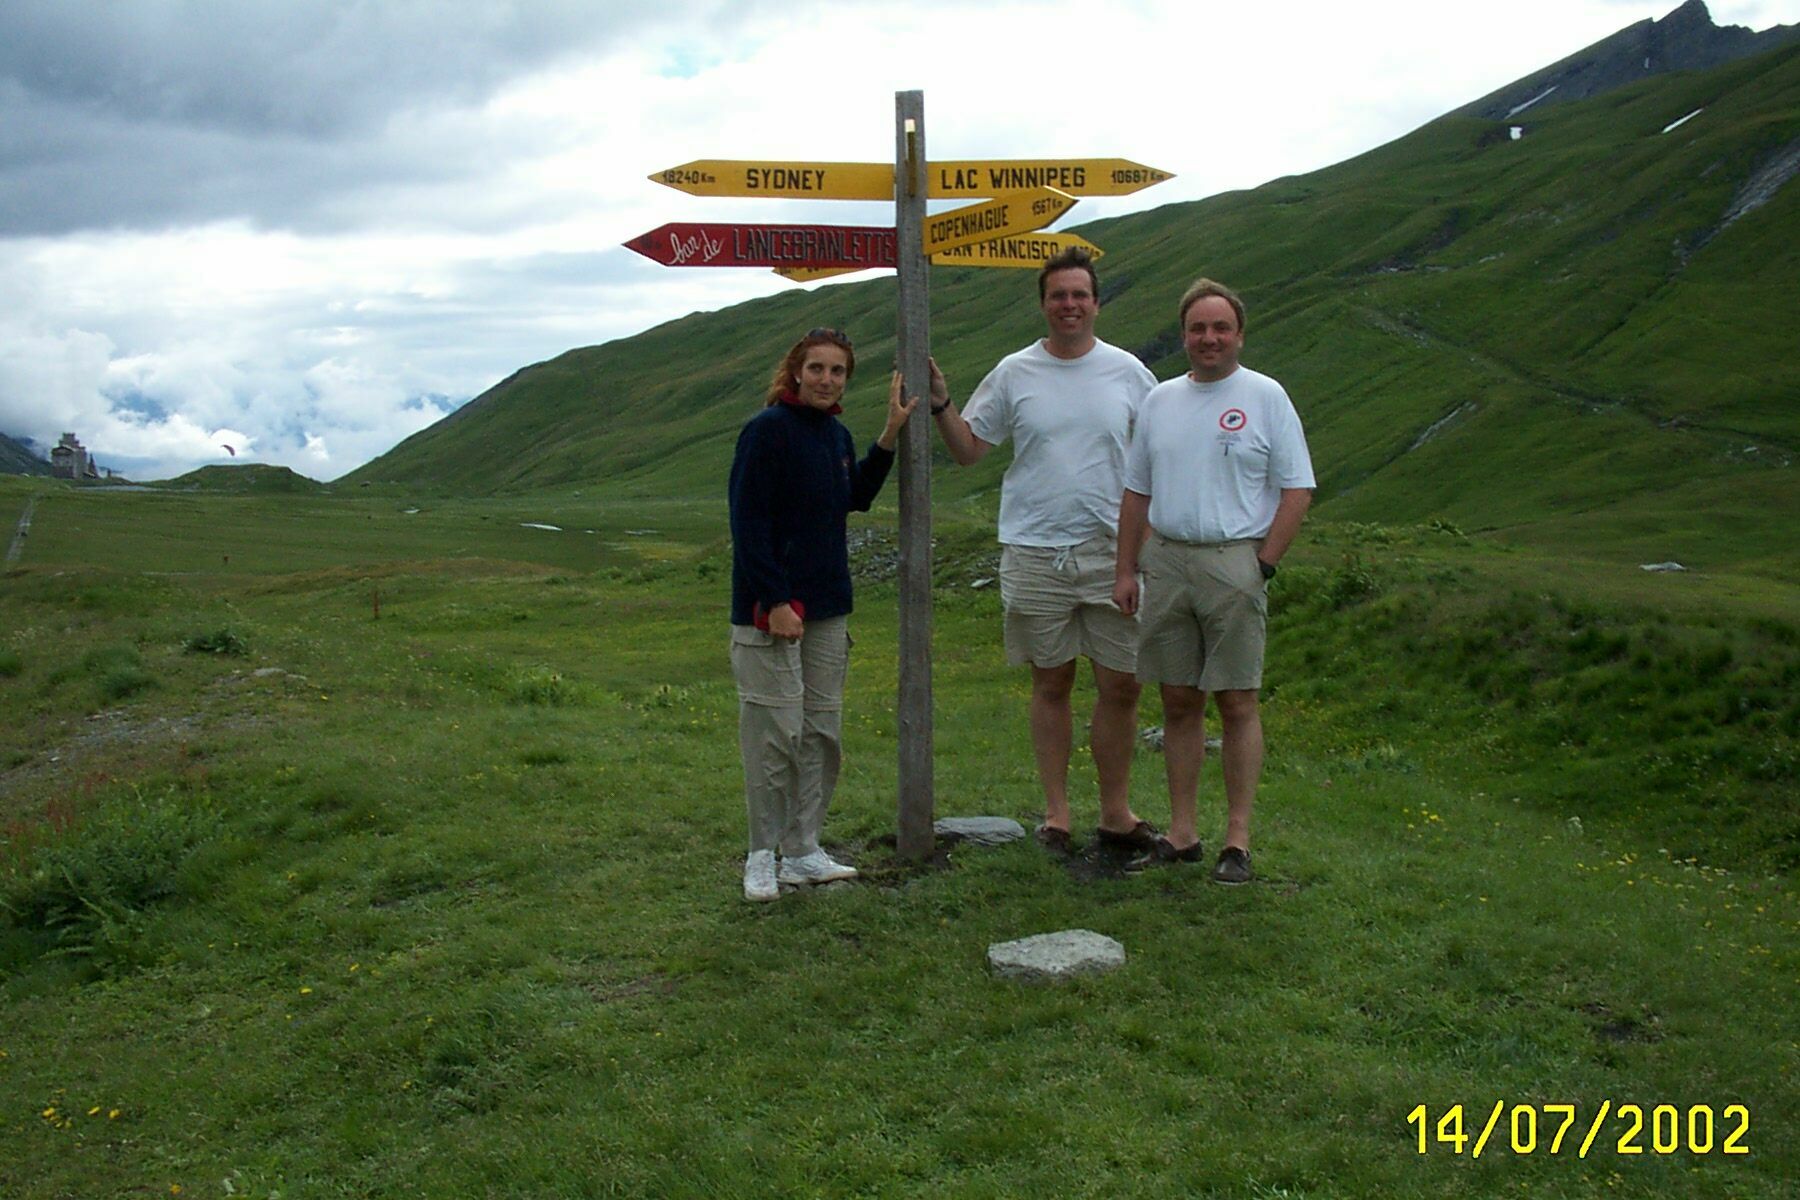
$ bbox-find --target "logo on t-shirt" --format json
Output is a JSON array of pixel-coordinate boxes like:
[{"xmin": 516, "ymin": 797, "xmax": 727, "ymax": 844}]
[{"xmin": 1219, "ymin": 408, "xmax": 1247, "ymax": 432}]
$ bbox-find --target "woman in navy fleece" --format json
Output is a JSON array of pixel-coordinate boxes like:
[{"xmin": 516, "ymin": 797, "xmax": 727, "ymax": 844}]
[{"xmin": 728, "ymin": 328, "xmax": 917, "ymax": 902}]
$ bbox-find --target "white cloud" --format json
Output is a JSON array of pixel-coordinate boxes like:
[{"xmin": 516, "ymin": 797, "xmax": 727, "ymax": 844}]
[{"xmin": 0, "ymin": 326, "xmax": 117, "ymax": 434}]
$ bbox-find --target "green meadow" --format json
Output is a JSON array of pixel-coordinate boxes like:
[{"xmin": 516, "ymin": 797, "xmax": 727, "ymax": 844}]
[{"xmin": 1, "ymin": 474, "xmax": 1794, "ymax": 1199}]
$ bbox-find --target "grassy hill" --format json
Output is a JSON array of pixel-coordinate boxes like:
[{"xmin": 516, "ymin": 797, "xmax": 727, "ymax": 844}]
[
  {"xmin": 347, "ymin": 45, "xmax": 1799, "ymax": 579},
  {"xmin": 159, "ymin": 463, "xmax": 329, "ymax": 495}
]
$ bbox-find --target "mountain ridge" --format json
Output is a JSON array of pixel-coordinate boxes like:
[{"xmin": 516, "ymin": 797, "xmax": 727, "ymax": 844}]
[
  {"xmin": 347, "ymin": 23, "xmax": 1799, "ymax": 576},
  {"xmin": 1458, "ymin": 0, "xmax": 1799, "ymax": 121},
  {"xmin": 0, "ymin": 432, "xmax": 50, "ymax": 476}
]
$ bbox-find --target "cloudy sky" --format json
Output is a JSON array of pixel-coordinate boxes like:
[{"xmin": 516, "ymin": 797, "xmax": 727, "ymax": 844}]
[{"xmin": 3, "ymin": 0, "xmax": 1794, "ymax": 481}]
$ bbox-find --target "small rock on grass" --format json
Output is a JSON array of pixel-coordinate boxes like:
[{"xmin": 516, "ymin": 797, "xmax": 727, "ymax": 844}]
[
  {"xmin": 1138, "ymin": 726, "xmax": 1220, "ymax": 752},
  {"xmin": 934, "ymin": 816, "xmax": 1026, "ymax": 846},
  {"xmin": 988, "ymin": 929, "xmax": 1125, "ymax": 983}
]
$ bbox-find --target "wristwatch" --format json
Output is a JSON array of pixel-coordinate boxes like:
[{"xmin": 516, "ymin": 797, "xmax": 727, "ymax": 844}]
[{"xmin": 1257, "ymin": 558, "xmax": 1277, "ymax": 580}]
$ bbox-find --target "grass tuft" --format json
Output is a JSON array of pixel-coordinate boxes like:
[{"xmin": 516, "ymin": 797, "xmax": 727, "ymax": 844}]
[
  {"xmin": 507, "ymin": 665, "xmax": 579, "ymax": 706},
  {"xmin": 73, "ymin": 643, "xmax": 158, "ymax": 704},
  {"xmin": 1, "ymin": 784, "xmax": 221, "ymax": 972},
  {"xmin": 183, "ymin": 626, "xmax": 249, "ymax": 656}
]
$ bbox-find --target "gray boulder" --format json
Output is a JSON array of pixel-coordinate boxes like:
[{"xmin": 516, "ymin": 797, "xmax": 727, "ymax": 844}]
[{"xmin": 988, "ymin": 929, "xmax": 1126, "ymax": 983}]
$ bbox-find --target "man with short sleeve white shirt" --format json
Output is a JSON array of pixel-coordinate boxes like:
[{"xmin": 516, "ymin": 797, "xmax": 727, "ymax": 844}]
[
  {"xmin": 1113, "ymin": 278, "xmax": 1314, "ymax": 883},
  {"xmin": 929, "ymin": 248, "xmax": 1160, "ymax": 854}
]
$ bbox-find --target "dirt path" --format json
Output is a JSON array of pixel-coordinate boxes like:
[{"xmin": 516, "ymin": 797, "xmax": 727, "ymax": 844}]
[{"xmin": 5, "ymin": 496, "xmax": 34, "ymax": 565}]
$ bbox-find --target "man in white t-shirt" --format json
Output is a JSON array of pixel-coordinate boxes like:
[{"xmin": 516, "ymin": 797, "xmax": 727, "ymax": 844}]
[
  {"xmin": 1112, "ymin": 278, "xmax": 1314, "ymax": 884},
  {"xmin": 929, "ymin": 248, "xmax": 1159, "ymax": 855}
]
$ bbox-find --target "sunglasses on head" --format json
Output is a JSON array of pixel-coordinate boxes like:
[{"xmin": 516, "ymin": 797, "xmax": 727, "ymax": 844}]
[{"xmin": 807, "ymin": 327, "xmax": 853, "ymax": 349}]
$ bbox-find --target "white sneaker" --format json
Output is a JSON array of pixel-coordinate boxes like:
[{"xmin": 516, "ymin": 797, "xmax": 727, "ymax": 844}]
[
  {"xmin": 778, "ymin": 850, "xmax": 859, "ymax": 885},
  {"xmin": 743, "ymin": 850, "xmax": 778, "ymax": 902}
]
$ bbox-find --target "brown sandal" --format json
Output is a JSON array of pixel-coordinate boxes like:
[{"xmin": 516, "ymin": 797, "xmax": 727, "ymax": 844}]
[
  {"xmin": 1095, "ymin": 819, "xmax": 1159, "ymax": 853},
  {"xmin": 1034, "ymin": 823, "xmax": 1073, "ymax": 853},
  {"xmin": 1124, "ymin": 836, "xmax": 1205, "ymax": 873}
]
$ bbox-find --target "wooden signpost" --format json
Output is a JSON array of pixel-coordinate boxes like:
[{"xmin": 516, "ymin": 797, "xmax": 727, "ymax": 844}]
[
  {"xmin": 629, "ymin": 102, "xmax": 1174, "ymax": 860},
  {"xmin": 893, "ymin": 96, "xmax": 932, "ymax": 860}
]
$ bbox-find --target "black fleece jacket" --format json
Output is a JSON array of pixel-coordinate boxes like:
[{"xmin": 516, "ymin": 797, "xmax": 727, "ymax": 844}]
[{"xmin": 728, "ymin": 401, "xmax": 895, "ymax": 627}]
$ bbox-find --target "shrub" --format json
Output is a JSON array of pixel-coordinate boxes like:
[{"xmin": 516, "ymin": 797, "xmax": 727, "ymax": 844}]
[
  {"xmin": 1340, "ymin": 521, "xmax": 1398, "ymax": 546},
  {"xmin": 97, "ymin": 666, "xmax": 157, "ymax": 703},
  {"xmin": 79, "ymin": 644, "xmax": 156, "ymax": 703},
  {"xmin": 79, "ymin": 644, "xmax": 139, "ymax": 674},
  {"xmin": 184, "ymin": 627, "xmax": 248, "ymax": 656},
  {"xmin": 0, "ymin": 785, "xmax": 221, "ymax": 967},
  {"xmin": 508, "ymin": 666, "xmax": 577, "ymax": 706},
  {"xmin": 1326, "ymin": 555, "xmax": 1381, "ymax": 609},
  {"xmin": 0, "ymin": 648, "xmax": 21, "ymax": 678}
]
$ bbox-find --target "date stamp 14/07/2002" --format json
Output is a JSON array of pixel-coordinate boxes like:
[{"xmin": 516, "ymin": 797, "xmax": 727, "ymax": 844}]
[{"xmin": 1408, "ymin": 1103, "xmax": 1750, "ymax": 1158}]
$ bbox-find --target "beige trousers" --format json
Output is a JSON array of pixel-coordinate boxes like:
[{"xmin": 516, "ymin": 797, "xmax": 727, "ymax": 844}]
[{"xmin": 729, "ymin": 617, "xmax": 849, "ymax": 856}]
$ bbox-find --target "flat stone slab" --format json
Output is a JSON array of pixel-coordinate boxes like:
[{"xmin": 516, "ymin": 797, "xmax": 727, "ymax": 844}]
[
  {"xmin": 988, "ymin": 929, "xmax": 1126, "ymax": 983},
  {"xmin": 1138, "ymin": 725, "xmax": 1220, "ymax": 752},
  {"xmin": 934, "ymin": 816, "xmax": 1026, "ymax": 846}
]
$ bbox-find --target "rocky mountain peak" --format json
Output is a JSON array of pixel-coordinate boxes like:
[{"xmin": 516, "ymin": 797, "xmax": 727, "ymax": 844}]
[{"xmin": 1457, "ymin": 0, "xmax": 1800, "ymax": 121}]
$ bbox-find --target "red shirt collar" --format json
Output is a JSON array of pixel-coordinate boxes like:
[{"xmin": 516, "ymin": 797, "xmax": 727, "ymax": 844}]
[{"xmin": 778, "ymin": 387, "xmax": 841, "ymax": 416}]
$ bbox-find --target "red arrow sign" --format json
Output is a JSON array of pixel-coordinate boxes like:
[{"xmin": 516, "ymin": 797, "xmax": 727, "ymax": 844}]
[{"xmin": 625, "ymin": 223, "xmax": 898, "ymax": 269}]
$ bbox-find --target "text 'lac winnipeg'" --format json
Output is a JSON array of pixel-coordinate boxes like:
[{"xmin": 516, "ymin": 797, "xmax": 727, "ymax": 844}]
[{"xmin": 650, "ymin": 158, "xmax": 1174, "ymax": 199}]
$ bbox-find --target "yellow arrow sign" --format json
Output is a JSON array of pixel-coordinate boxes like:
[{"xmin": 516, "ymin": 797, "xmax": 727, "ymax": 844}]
[
  {"xmin": 651, "ymin": 161, "xmax": 893, "ymax": 200},
  {"xmin": 774, "ymin": 265, "xmax": 869, "ymax": 283},
  {"xmin": 776, "ymin": 232, "xmax": 1109, "ymax": 282},
  {"xmin": 652, "ymin": 158, "xmax": 1174, "ymax": 199},
  {"xmin": 924, "ymin": 188, "xmax": 1076, "ymax": 257},
  {"xmin": 931, "ymin": 232, "xmax": 1106, "ymax": 269},
  {"xmin": 929, "ymin": 159, "xmax": 1173, "ymax": 198}
]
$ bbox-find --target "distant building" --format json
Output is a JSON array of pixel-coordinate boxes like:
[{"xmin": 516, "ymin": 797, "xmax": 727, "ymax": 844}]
[{"xmin": 50, "ymin": 432, "xmax": 100, "ymax": 480}]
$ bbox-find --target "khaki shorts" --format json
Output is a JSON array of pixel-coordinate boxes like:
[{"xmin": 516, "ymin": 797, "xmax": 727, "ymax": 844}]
[
  {"xmin": 1134, "ymin": 534, "xmax": 1266, "ymax": 691},
  {"xmin": 999, "ymin": 536, "xmax": 1137, "ymax": 673}
]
